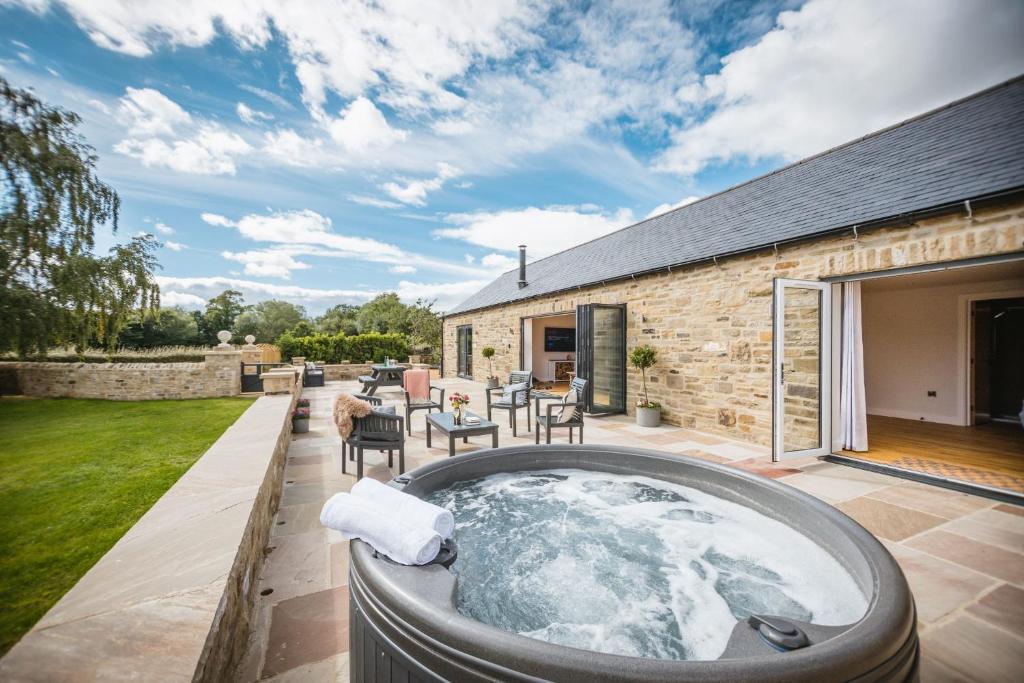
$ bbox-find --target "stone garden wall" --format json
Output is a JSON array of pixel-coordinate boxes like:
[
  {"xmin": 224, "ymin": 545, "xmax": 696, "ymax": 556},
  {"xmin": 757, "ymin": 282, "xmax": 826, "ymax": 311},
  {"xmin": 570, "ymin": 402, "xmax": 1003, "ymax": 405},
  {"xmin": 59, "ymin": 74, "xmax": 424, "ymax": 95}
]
[
  {"xmin": 443, "ymin": 200, "xmax": 1024, "ymax": 446},
  {"xmin": 0, "ymin": 350, "xmax": 241, "ymax": 400}
]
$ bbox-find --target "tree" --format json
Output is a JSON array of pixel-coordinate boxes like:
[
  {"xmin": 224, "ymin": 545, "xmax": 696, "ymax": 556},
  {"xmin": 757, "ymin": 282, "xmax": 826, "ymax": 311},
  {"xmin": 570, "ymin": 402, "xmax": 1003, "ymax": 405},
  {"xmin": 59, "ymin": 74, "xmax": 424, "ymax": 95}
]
[
  {"xmin": 118, "ymin": 306, "xmax": 201, "ymax": 347},
  {"xmin": 199, "ymin": 290, "xmax": 246, "ymax": 343},
  {"xmin": 357, "ymin": 293, "xmax": 410, "ymax": 334},
  {"xmin": 0, "ymin": 77, "xmax": 144, "ymax": 357},
  {"xmin": 288, "ymin": 320, "xmax": 315, "ymax": 338},
  {"xmin": 407, "ymin": 298, "xmax": 442, "ymax": 360},
  {"xmin": 629, "ymin": 345, "xmax": 658, "ymax": 408},
  {"xmin": 234, "ymin": 299, "xmax": 307, "ymax": 343},
  {"xmin": 317, "ymin": 303, "xmax": 360, "ymax": 336}
]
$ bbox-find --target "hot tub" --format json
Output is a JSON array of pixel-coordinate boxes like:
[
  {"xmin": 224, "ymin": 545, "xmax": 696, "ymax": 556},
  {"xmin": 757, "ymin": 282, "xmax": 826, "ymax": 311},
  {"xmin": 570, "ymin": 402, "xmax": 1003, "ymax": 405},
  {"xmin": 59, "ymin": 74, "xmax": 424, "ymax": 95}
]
[{"xmin": 348, "ymin": 445, "xmax": 918, "ymax": 682}]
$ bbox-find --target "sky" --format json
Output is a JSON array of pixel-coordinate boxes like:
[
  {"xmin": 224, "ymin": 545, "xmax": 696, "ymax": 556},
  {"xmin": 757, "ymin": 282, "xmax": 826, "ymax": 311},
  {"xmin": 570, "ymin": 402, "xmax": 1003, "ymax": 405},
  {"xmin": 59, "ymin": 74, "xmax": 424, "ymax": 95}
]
[{"xmin": 2, "ymin": 0, "xmax": 1023, "ymax": 314}]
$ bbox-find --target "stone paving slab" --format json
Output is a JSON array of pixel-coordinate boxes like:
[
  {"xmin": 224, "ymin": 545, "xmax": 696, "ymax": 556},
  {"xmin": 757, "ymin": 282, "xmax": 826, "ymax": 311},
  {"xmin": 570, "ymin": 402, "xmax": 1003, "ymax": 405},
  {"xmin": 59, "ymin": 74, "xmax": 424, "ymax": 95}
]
[{"xmin": 243, "ymin": 379, "xmax": 1024, "ymax": 682}]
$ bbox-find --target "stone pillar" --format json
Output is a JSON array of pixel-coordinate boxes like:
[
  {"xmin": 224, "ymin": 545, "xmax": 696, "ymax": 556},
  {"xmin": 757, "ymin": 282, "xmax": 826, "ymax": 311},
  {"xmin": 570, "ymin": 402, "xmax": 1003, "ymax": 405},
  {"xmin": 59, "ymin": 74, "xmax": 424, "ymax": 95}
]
[
  {"xmin": 240, "ymin": 336, "xmax": 262, "ymax": 366},
  {"xmin": 261, "ymin": 367, "xmax": 300, "ymax": 395},
  {"xmin": 291, "ymin": 356, "xmax": 306, "ymax": 366},
  {"xmin": 204, "ymin": 349, "xmax": 243, "ymax": 396}
]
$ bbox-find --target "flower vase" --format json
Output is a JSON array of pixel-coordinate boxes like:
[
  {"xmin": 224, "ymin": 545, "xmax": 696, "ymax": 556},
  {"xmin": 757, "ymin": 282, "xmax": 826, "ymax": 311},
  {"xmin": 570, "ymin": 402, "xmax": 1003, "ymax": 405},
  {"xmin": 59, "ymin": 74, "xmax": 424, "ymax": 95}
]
[{"xmin": 454, "ymin": 406, "xmax": 462, "ymax": 425}]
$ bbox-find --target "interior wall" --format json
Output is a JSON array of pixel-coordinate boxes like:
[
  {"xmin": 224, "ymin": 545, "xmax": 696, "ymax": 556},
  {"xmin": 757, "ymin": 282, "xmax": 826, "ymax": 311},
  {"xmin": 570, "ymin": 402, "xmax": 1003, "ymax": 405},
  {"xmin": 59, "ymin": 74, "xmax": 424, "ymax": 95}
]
[
  {"xmin": 862, "ymin": 277, "xmax": 1023, "ymax": 425},
  {"xmin": 530, "ymin": 313, "xmax": 576, "ymax": 380}
]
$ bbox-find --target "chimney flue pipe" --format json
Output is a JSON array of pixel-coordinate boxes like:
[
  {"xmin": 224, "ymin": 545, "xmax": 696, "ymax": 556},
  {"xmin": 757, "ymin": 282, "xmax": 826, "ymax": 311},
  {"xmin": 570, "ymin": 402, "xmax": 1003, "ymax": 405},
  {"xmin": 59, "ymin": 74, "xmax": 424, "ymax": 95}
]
[{"xmin": 518, "ymin": 245, "xmax": 527, "ymax": 288}]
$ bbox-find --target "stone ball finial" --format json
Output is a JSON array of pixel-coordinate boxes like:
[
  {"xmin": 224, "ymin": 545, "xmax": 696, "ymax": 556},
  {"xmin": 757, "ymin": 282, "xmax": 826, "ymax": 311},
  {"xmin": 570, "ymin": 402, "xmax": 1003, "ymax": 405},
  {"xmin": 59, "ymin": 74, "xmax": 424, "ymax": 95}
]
[
  {"xmin": 216, "ymin": 330, "xmax": 233, "ymax": 349},
  {"xmin": 244, "ymin": 334, "xmax": 256, "ymax": 345}
]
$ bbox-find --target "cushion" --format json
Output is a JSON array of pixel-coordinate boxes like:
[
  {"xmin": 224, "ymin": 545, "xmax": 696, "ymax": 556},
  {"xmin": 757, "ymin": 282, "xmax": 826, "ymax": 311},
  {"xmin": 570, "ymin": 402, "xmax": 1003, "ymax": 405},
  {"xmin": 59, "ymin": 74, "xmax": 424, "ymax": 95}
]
[
  {"xmin": 502, "ymin": 381, "xmax": 529, "ymax": 406},
  {"xmin": 372, "ymin": 405, "xmax": 397, "ymax": 416},
  {"xmin": 556, "ymin": 388, "xmax": 579, "ymax": 424}
]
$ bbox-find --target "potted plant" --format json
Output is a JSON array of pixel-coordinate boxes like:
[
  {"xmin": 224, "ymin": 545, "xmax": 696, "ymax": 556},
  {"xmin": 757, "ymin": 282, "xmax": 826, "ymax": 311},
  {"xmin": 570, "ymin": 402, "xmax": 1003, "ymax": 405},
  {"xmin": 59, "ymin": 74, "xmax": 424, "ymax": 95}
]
[
  {"xmin": 630, "ymin": 345, "xmax": 661, "ymax": 427},
  {"xmin": 481, "ymin": 347, "xmax": 499, "ymax": 388},
  {"xmin": 292, "ymin": 405, "xmax": 311, "ymax": 433},
  {"xmin": 449, "ymin": 392, "xmax": 470, "ymax": 425}
]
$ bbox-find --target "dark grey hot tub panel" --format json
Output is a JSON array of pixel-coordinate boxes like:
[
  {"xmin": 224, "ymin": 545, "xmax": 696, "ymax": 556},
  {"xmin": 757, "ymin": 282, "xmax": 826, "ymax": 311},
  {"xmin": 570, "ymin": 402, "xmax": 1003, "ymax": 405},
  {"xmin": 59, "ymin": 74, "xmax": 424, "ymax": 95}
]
[{"xmin": 351, "ymin": 444, "xmax": 919, "ymax": 683}]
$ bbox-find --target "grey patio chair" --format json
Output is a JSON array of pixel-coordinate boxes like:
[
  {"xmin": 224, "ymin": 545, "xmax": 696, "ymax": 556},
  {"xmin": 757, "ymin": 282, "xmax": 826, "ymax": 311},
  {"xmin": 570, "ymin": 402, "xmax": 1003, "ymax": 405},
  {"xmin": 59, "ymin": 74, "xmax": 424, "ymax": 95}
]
[
  {"xmin": 341, "ymin": 393, "xmax": 405, "ymax": 480},
  {"xmin": 486, "ymin": 370, "xmax": 532, "ymax": 436},
  {"xmin": 403, "ymin": 384, "xmax": 446, "ymax": 435},
  {"xmin": 535, "ymin": 377, "xmax": 587, "ymax": 444}
]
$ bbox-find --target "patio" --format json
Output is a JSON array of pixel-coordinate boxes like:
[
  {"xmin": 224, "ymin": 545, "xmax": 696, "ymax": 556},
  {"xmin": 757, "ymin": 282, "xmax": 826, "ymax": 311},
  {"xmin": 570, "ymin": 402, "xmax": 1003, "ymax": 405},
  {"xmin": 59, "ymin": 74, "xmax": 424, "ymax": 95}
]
[{"xmin": 241, "ymin": 378, "xmax": 1024, "ymax": 682}]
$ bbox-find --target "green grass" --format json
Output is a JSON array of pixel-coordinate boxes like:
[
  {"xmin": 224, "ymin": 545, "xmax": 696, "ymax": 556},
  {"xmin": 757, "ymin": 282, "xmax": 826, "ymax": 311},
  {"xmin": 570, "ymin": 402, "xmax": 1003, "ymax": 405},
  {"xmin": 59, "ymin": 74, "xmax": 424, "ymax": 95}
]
[{"xmin": 0, "ymin": 396, "xmax": 255, "ymax": 655}]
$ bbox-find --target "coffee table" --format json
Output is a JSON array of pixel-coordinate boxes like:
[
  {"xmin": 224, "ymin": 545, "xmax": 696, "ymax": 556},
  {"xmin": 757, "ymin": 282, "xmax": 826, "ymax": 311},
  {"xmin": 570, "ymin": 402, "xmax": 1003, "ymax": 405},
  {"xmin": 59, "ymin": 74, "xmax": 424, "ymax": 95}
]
[{"xmin": 426, "ymin": 411, "xmax": 499, "ymax": 456}]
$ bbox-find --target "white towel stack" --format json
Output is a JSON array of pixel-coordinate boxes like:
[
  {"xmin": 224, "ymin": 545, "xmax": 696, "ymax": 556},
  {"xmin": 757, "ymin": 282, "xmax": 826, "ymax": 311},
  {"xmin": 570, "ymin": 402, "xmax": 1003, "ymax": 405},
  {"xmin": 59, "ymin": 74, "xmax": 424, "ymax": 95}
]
[
  {"xmin": 351, "ymin": 477, "xmax": 455, "ymax": 538},
  {"xmin": 319, "ymin": 480, "xmax": 455, "ymax": 566}
]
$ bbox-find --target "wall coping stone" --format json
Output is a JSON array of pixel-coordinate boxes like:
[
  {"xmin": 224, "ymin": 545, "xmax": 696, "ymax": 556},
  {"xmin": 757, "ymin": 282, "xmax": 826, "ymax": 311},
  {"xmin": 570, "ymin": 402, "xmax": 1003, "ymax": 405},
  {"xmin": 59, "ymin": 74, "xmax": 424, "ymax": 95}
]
[{"xmin": 0, "ymin": 392, "xmax": 297, "ymax": 682}]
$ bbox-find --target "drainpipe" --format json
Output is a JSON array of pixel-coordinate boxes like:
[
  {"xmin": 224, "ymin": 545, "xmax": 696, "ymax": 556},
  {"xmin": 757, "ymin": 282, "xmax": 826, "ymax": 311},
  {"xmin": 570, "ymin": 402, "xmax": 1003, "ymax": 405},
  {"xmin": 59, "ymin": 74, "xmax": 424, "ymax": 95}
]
[{"xmin": 518, "ymin": 245, "xmax": 528, "ymax": 289}]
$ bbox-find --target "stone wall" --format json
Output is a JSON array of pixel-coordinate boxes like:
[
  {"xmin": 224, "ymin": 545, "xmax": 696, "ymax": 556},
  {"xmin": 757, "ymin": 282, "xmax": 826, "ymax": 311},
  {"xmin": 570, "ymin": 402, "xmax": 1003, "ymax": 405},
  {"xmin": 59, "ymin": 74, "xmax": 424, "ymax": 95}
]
[
  {"xmin": 0, "ymin": 392, "xmax": 298, "ymax": 682},
  {"xmin": 443, "ymin": 201, "xmax": 1024, "ymax": 446},
  {"xmin": 0, "ymin": 350, "xmax": 241, "ymax": 400}
]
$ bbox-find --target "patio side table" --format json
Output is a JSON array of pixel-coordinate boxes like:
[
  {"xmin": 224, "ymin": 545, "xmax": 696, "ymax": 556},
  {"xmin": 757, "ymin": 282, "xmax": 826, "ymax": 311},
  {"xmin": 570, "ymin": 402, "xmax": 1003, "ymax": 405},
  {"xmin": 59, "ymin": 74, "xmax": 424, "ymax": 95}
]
[{"xmin": 426, "ymin": 411, "xmax": 499, "ymax": 457}]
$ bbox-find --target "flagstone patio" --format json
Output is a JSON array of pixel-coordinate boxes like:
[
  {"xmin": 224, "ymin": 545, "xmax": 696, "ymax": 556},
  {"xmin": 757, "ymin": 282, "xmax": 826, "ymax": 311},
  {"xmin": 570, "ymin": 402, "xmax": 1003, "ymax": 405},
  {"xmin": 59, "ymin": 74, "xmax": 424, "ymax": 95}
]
[{"xmin": 240, "ymin": 379, "xmax": 1024, "ymax": 682}]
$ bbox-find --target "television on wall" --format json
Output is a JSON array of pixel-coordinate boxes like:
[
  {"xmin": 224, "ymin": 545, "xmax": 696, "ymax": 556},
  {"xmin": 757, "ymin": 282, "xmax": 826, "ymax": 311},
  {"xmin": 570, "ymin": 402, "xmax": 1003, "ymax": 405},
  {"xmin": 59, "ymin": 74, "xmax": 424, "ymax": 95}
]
[{"xmin": 544, "ymin": 327, "xmax": 576, "ymax": 352}]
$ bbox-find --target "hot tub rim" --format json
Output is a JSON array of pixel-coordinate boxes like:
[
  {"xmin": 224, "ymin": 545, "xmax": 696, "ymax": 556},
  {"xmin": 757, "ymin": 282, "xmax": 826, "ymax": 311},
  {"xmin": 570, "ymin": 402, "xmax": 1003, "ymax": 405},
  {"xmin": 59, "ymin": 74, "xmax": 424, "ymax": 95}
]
[{"xmin": 350, "ymin": 444, "xmax": 917, "ymax": 682}]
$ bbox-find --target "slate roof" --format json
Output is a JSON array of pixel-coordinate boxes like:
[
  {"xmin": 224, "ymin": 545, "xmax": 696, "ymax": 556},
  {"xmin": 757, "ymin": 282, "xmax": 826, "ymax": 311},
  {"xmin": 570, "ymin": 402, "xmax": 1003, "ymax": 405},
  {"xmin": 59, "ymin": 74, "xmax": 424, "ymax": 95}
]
[{"xmin": 447, "ymin": 76, "xmax": 1024, "ymax": 316}]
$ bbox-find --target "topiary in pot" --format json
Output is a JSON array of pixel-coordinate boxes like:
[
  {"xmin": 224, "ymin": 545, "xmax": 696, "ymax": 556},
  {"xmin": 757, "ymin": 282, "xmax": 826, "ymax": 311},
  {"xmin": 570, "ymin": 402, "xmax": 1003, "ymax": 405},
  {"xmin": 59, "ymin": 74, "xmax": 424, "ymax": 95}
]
[
  {"xmin": 481, "ymin": 346, "xmax": 499, "ymax": 388},
  {"xmin": 630, "ymin": 345, "xmax": 661, "ymax": 427}
]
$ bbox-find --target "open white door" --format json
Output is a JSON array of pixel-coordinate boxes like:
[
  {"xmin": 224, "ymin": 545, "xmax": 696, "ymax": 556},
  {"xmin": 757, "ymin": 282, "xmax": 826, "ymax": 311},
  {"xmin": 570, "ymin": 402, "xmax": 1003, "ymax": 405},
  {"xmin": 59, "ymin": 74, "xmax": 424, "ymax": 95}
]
[{"xmin": 773, "ymin": 279, "xmax": 832, "ymax": 461}]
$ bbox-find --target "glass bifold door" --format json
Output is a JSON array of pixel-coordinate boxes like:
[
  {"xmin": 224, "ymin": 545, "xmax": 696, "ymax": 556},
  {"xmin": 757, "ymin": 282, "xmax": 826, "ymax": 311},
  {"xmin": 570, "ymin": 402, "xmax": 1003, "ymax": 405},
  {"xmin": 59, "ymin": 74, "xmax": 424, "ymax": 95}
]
[
  {"xmin": 576, "ymin": 304, "xmax": 626, "ymax": 414},
  {"xmin": 772, "ymin": 279, "xmax": 832, "ymax": 460}
]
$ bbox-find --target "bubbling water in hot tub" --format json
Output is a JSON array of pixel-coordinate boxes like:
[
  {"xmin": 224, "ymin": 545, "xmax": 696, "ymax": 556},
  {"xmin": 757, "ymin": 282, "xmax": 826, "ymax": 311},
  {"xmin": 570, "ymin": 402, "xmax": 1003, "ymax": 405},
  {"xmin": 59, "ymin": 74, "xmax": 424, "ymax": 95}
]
[{"xmin": 426, "ymin": 469, "xmax": 868, "ymax": 662}]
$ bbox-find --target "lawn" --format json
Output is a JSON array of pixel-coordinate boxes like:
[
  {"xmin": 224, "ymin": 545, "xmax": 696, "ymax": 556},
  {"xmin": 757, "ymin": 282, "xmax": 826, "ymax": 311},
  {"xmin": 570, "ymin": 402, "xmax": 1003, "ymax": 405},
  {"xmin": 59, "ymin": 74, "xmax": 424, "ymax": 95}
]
[{"xmin": 0, "ymin": 396, "xmax": 255, "ymax": 655}]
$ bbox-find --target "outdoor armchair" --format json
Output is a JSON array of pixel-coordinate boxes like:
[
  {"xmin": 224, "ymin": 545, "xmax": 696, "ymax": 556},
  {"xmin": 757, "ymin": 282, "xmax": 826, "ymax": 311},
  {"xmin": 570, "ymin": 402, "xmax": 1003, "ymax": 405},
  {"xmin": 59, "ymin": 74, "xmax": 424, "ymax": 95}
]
[{"xmin": 486, "ymin": 370, "xmax": 533, "ymax": 437}]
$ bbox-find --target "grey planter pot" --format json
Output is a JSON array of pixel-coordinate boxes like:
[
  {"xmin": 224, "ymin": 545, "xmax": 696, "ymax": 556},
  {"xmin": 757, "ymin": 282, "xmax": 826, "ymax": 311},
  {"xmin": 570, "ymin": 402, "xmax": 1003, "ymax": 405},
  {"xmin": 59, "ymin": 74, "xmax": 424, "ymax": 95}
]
[
  {"xmin": 485, "ymin": 377, "xmax": 500, "ymax": 389},
  {"xmin": 293, "ymin": 417, "xmax": 310, "ymax": 433},
  {"xmin": 635, "ymin": 406, "xmax": 661, "ymax": 428}
]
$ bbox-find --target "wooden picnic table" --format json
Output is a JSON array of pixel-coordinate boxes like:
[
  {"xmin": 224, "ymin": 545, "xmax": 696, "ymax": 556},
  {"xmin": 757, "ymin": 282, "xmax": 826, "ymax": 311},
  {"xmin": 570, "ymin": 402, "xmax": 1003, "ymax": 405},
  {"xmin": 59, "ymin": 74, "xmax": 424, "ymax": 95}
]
[{"xmin": 359, "ymin": 364, "xmax": 406, "ymax": 396}]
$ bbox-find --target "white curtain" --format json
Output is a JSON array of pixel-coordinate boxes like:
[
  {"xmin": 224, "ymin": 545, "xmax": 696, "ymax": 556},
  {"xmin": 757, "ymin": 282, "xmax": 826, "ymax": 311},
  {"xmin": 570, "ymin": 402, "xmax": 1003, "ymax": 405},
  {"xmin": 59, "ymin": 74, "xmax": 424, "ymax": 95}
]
[{"xmin": 840, "ymin": 281, "xmax": 869, "ymax": 451}]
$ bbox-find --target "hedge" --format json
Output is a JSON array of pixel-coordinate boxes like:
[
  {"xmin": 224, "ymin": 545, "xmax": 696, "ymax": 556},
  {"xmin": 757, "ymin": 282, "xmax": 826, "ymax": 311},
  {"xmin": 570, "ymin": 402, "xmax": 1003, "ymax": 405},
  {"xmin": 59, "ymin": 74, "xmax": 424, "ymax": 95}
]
[{"xmin": 275, "ymin": 332, "xmax": 409, "ymax": 364}]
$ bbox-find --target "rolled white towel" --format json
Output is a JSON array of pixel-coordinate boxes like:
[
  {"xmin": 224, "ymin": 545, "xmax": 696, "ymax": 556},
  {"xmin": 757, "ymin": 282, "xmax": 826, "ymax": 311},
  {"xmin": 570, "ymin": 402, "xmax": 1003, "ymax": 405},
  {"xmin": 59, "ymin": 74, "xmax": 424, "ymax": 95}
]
[
  {"xmin": 319, "ymin": 493, "xmax": 441, "ymax": 566},
  {"xmin": 351, "ymin": 477, "xmax": 455, "ymax": 539}
]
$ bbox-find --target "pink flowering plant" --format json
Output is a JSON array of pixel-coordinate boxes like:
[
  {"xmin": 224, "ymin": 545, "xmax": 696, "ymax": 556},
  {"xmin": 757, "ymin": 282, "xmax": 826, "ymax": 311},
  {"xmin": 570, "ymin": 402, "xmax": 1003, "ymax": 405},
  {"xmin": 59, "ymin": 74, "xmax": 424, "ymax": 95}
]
[{"xmin": 449, "ymin": 392, "xmax": 470, "ymax": 409}]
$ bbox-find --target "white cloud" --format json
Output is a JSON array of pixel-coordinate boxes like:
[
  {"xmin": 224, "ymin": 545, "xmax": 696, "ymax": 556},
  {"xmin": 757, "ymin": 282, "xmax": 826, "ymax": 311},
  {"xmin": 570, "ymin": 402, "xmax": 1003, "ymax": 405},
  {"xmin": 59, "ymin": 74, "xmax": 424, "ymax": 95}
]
[
  {"xmin": 154, "ymin": 222, "xmax": 174, "ymax": 234},
  {"xmin": 203, "ymin": 208, "xmax": 403, "ymax": 259},
  {"xmin": 480, "ymin": 253, "xmax": 517, "ymax": 270},
  {"xmin": 382, "ymin": 162, "xmax": 460, "ymax": 206},
  {"xmin": 160, "ymin": 290, "xmax": 207, "ymax": 308},
  {"xmin": 200, "ymin": 212, "xmax": 232, "ymax": 227},
  {"xmin": 656, "ymin": 0, "xmax": 1024, "ymax": 174},
  {"xmin": 155, "ymin": 274, "xmax": 377, "ymax": 305},
  {"xmin": 221, "ymin": 248, "xmax": 311, "ymax": 279},
  {"xmin": 435, "ymin": 205, "xmax": 634, "ymax": 257},
  {"xmin": 117, "ymin": 86, "xmax": 190, "ymax": 136},
  {"xmin": 644, "ymin": 195, "xmax": 701, "ymax": 219},
  {"xmin": 395, "ymin": 279, "xmax": 493, "ymax": 310},
  {"xmin": 322, "ymin": 96, "xmax": 407, "ymax": 153},
  {"xmin": 347, "ymin": 194, "xmax": 402, "ymax": 209},
  {"xmin": 239, "ymin": 83, "xmax": 294, "ymax": 110},
  {"xmin": 261, "ymin": 128, "xmax": 332, "ymax": 169},
  {"xmin": 164, "ymin": 240, "xmax": 185, "ymax": 251},
  {"xmin": 388, "ymin": 264, "xmax": 417, "ymax": 274},
  {"xmin": 113, "ymin": 87, "xmax": 252, "ymax": 174},
  {"xmin": 236, "ymin": 101, "xmax": 273, "ymax": 123},
  {"xmin": 114, "ymin": 125, "xmax": 252, "ymax": 174},
  {"xmin": 200, "ymin": 208, "xmax": 486, "ymax": 278}
]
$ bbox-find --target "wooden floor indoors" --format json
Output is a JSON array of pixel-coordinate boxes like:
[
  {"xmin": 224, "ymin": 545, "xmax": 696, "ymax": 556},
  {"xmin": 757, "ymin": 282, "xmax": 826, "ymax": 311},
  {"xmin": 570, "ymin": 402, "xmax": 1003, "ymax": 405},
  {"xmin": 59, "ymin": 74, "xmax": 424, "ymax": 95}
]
[{"xmin": 843, "ymin": 415, "xmax": 1024, "ymax": 495}]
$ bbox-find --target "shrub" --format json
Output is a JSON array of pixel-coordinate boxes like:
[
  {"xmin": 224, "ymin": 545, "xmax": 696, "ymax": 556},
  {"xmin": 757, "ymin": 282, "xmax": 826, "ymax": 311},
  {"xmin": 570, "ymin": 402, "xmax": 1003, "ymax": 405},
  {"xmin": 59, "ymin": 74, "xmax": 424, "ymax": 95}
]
[{"xmin": 275, "ymin": 332, "xmax": 409, "ymax": 365}]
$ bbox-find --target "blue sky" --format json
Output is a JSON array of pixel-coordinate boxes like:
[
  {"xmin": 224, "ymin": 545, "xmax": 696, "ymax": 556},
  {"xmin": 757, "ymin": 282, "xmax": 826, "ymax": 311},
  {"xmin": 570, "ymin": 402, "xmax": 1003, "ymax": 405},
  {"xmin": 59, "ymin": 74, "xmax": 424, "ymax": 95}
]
[{"xmin": 2, "ymin": 0, "xmax": 1023, "ymax": 313}]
